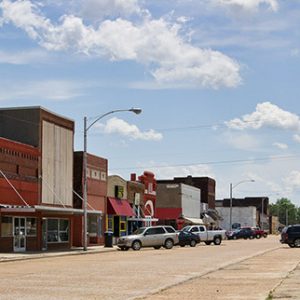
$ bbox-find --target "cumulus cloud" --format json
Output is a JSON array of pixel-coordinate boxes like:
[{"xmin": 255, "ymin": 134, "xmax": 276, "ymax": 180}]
[
  {"xmin": 0, "ymin": 0, "xmax": 241, "ymax": 89},
  {"xmin": 273, "ymin": 142, "xmax": 288, "ymax": 150},
  {"xmin": 97, "ymin": 117, "xmax": 163, "ymax": 141},
  {"xmin": 215, "ymin": 0, "xmax": 279, "ymax": 12},
  {"xmin": 225, "ymin": 102, "xmax": 300, "ymax": 131}
]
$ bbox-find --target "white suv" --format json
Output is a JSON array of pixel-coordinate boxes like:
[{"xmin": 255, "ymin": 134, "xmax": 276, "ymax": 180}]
[{"xmin": 117, "ymin": 226, "xmax": 179, "ymax": 251}]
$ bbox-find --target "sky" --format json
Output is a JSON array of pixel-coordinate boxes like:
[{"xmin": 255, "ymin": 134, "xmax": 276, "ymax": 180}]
[{"xmin": 0, "ymin": 0, "xmax": 299, "ymax": 205}]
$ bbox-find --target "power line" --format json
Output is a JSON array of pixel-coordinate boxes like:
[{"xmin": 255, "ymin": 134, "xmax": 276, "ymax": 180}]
[{"xmin": 109, "ymin": 154, "xmax": 300, "ymax": 171}]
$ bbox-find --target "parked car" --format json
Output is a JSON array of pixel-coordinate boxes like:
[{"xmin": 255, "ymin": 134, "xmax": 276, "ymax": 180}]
[
  {"xmin": 182, "ymin": 225, "xmax": 226, "ymax": 245},
  {"xmin": 117, "ymin": 226, "xmax": 179, "ymax": 251},
  {"xmin": 227, "ymin": 228, "xmax": 255, "ymax": 240},
  {"xmin": 251, "ymin": 227, "xmax": 268, "ymax": 239},
  {"xmin": 178, "ymin": 231, "xmax": 200, "ymax": 247},
  {"xmin": 280, "ymin": 224, "xmax": 300, "ymax": 248}
]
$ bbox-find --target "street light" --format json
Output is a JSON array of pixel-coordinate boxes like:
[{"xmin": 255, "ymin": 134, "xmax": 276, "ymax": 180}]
[
  {"xmin": 229, "ymin": 179, "xmax": 255, "ymax": 231},
  {"xmin": 83, "ymin": 108, "xmax": 142, "ymax": 251}
]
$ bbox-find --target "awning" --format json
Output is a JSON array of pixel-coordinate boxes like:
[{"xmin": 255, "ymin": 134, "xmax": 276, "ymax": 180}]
[
  {"xmin": 183, "ymin": 217, "xmax": 204, "ymax": 225},
  {"xmin": 107, "ymin": 197, "xmax": 134, "ymax": 217},
  {"xmin": 0, "ymin": 204, "xmax": 102, "ymax": 215}
]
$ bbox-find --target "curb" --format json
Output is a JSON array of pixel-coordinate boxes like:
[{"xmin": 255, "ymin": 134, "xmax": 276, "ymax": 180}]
[{"xmin": 0, "ymin": 247, "xmax": 118, "ymax": 263}]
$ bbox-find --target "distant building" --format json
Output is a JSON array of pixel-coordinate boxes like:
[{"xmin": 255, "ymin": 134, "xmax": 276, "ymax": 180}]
[
  {"xmin": 216, "ymin": 197, "xmax": 269, "ymax": 230},
  {"xmin": 156, "ymin": 182, "xmax": 202, "ymax": 229}
]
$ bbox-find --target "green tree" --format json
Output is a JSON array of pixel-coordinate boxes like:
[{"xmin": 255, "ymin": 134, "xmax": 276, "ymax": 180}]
[{"xmin": 269, "ymin": 198, "xmax": 299, "ymax": 225}]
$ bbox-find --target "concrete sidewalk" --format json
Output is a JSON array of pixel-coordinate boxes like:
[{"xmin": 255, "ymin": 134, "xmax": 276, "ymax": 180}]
[
  {"xmin": 271, "ymin": 261, "xmax": 300, "ymax": 299},
  {"xmin": 0, "ymin": 245, "xmax": 118, "ymax": 263}
]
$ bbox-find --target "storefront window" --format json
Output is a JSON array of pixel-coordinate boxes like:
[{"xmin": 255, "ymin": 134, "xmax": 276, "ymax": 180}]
[
  {"xmin": 107, "ymin": 216, "xmax": 113, "ymax": 231},
  {"xmin": 26, "ymin": 218, "xmax": 37, "ymax": 236},
  {"xmin": 47, "ymin": 219, "xmax": 69, "ymax": 243},
  {"xmin": 88, "ymin": 215, "xmax": 97, "ymax": 237},
  {"xmin": 1, "ymin": 216, "xmax": 13, "ymax": 237}
]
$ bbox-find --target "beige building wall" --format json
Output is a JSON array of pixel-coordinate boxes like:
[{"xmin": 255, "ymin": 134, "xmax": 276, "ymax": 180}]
[
  {"xmin": 107, "ymin": 175, "xmax": 128, "ymax": 199},
  {"xmin": 41, "ymin": 120, "xmax": 73, "ymax": 206}
]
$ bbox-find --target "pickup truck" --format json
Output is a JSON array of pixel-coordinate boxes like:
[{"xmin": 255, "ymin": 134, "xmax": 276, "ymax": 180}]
[{"xmin": 182, "ymin": 225, "xmax": 226, "ymax": 245}]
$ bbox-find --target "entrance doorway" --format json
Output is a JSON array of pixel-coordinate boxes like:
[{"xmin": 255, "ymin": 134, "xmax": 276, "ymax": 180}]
[{"xmin": 14, "ymin": 217, "xmax": 26, "ymax": 252}]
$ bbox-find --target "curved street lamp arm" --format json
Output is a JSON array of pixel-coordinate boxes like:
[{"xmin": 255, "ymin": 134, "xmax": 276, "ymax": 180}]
[
  {"xmin": 86, "ymin": 108, "xmax": 142, "ymax": 131},
  {"xmin": 232, "ymin": 179, "xmax": 255, "ymax": 190}
]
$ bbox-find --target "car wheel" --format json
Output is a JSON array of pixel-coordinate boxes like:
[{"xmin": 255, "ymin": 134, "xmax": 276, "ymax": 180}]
[
  {"xmin": 233, "ymin": 236, "xmax": 237, "ymax": 240},
  {"xmin": 190, "ymin": 240, "xmax": 197, "ymax": 247},
  {"xmin": 256, "ymin": 234, "xmax": 261, "ymax": 239},
  {"xmin": 294, "ymin": 238, "xmax": 300, "ymax": 248},
  {"xmin": 263, "ymin": 233, "xmax": 268, "ymax": 238},
  {"xmin": 153, "ymin": 246, "xmax": 161, "ymax": 250},
  {"xmin": 132, "ymin": 240, "xmax": 141, "ymax": 251},
  {"xmin": 288, "ymin": 243, "xmax": 295, "ymax": 248},
  {"xmin": 180, "ymin": 244, "xmax": 186, "ymax": 247},
  {"xmin": 213, "ymin": 237, "xmax": 222, "ymax": 245},
  {"xmin": 249, "ymin": 235, "xmax": 254, "ymax": 239},
  {"xmin": 164, "ymin": 239, "xmax": 174, "ymax": 249},
  {"xmin": 205, "ymin": 241, "xmax": 212, "ymax": 245}
]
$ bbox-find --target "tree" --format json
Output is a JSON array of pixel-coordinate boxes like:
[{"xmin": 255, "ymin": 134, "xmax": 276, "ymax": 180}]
[{"xmin": 269, "ymin": 198, "xmax": 299, "ymax": 225}]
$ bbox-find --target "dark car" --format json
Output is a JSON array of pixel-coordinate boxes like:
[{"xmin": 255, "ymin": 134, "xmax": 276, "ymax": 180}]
[
  {"xmin": 280, "ymin": 224, "xmax": 300, "ymax": 248},
  {"xmin": 178, "ymin": 231, "xmax": 200, "ymax": 247},
  {"xmin": 227, "ymin": 228, "xmax": 255, "ymax": 240}
]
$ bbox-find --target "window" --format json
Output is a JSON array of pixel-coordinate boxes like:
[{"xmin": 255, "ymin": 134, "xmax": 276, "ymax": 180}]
[
  {"xmin": 107, "ymin": 216, "xmax": 113, "ymax": 231},
  {"xmin": 88, "ymin": 215, "xmax": 98, "ymax": 237},
  {"xmin": 120, "ymin": 222, "xmax": 126, "ymax": 231},
  {"xmin": 165, "ymin": 227, "xmax": 175, "ymax": 233},
  {"xmin": 47, "ymin": 219, "xmax": 69, "ymax": 243},
  {"xmin": 191, "ymin": 227, "xmax": 199, "ymax": 233},
  {"xmin": 26, "ymin": 218, "xmax": 37, "ymax": 236},
  {"xmin": 115, "ymin": 185, "xmax": 124, "ymax": 199},
  {"xmin": 199, "ymin": 227, "xmax": 205, "ymax": 232},
  {"xmin": 145, "ymin": 227, "xmax": 165, "ymax": 235},
  {"xmin": 1, "ymin": 216, "xmax": 13, "ymax": 237}
]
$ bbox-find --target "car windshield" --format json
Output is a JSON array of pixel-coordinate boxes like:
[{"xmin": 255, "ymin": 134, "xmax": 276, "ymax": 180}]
[
  {"xmin": 133, "ymin": 227, "xmax": 146, "ymax": 235},
  {"xmin": 182, "ymin": 226, "xmax": 191, "ymax": 232},
  {"xmin": 281, "ymin": 226, "xmax": 288, "ymax": 233}
]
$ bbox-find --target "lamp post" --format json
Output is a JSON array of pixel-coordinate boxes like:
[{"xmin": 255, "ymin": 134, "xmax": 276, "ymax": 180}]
[
  {"xmin": 83, "ymin": 108, "xmax": 142, "ymax": 251},
  {"xmin": 229, "ymin": 179, "xmax": 255, "ymax": 231}
]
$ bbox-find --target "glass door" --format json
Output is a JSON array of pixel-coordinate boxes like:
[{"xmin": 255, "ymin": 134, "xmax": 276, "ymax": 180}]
[{"xmin": 14, "ymin": 217, "xmax": 26, "ymax": 252}]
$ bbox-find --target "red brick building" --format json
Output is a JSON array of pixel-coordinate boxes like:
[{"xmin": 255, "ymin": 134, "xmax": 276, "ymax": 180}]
[
  {"xmin": 73, "ymin": 152, "xmax": 107, "ymax": 246},
  {"xmin": 0, "ymin": 107, "xmax": 77, "ymax": 252}
]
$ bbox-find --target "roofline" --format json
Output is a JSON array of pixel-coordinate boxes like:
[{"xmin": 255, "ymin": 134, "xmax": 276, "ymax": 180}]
[{"xmin": 0, "ymin": 106, "xmax": 74, "ymax": 123}]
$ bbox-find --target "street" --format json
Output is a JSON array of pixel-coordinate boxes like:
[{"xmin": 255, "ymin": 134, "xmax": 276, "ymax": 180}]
[{"xmin": 0, "ymin": 236, "xmax": 299, "ymax": 300}]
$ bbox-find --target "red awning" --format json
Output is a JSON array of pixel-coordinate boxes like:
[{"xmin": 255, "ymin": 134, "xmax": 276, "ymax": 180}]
[{"xmin": 107, "ymin": 197, "xmax": 134, "ymax": 217}]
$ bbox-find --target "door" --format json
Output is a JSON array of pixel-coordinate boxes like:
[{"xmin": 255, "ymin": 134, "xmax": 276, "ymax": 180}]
[
  {"xmin": 42, "ymin": 218, "xmax": 47, "ymax": 251},
  {"xmin": 14, "ymin": 217, "xmax": 26, "ymax": 252},
  {"xmin": 198, "ymin": 226, "xmax": 207, "ymax": 241}
]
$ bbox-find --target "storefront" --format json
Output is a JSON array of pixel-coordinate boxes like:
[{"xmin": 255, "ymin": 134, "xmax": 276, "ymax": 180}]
[
  {"xmin": 106, "ymin": 197, "xmax": 133, "ymax": 239},
  {"xmin": 0, "ymin": 205, "xmax": 102, "ymax": 252}
]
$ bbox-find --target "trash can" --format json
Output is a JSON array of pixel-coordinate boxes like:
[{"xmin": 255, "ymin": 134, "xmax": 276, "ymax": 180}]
[{"xmin": 104, "ymin": 231, "xmax": 113, "ymax": 247}]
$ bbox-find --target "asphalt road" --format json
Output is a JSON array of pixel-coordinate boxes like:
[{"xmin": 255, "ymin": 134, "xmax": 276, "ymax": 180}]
[{"xmin": 0, "ymin": 236, "xmax": 298, "ymax": 300}]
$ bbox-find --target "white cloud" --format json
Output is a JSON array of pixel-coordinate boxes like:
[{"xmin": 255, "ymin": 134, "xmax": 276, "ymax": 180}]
[
  {"xmin": 0, "ymin": 0, "xmax": 241, "ymax": 89},
  {"xmin": 293, "ymin": 134, "xmax": 300, "ymax": 143},
  {"xmin": 284, "ymin": 171, "xmax": 300, "ymax": 192},
  {"xmin": 222, "ymin": 132, "xmax": 260, "ymax": 150},
  {"xmin": 0, "ymin": 80, "xmax": 84, "ymax": 101},
  {"xmin": 0, "ymin": 49, "xmax": 49, "ymax": 64},
  {"xmin": 273, "ymin": 142, "xmax": 288, "ymax": 150},
  {"xmin": 80, "ymin": 0, "xmax": 145, "ymax": 21},
  {"xmin": 215, "ymin": 0, "xmax": 279, "ymax": 12},
  {"xmin": 98, "ymin": 117, "xmax": 163, "ymax": 141},
  {"xmin": 226, "ymin": 102, "xmax": 300, "ymax": 131}
]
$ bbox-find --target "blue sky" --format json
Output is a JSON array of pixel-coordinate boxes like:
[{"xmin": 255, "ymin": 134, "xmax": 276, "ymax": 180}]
[{"xmin": 0, "ymin": 0, "xmax": 299, "ymax": 205}]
